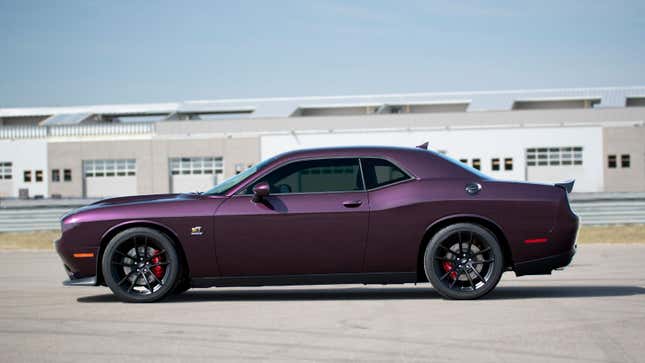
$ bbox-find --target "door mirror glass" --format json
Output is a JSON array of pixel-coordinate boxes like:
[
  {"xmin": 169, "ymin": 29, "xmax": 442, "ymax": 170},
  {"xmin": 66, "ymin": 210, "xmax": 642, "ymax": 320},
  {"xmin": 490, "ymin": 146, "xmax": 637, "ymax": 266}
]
[{"xmin": 252, "ymin": 181, "xmax": 270, "ymax": 202}]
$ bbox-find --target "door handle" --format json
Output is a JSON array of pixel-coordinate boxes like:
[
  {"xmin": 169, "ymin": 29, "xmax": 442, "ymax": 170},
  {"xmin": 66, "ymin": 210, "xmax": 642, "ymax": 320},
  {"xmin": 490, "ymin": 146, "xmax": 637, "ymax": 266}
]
[{"xmin": 342, "ymin": 200, "xmax": 363, "ymax": 208}]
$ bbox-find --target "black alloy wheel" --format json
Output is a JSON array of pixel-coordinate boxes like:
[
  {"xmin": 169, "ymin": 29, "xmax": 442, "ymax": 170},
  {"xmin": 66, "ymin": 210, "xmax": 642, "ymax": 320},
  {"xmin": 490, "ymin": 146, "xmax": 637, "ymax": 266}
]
[
  {"xmin": 424, "ymin": 223, "xmax": 504, "ymax": 300},
  {"xmin": 102, "ymin": 227, "xmax": 180, "ymax": 303}
]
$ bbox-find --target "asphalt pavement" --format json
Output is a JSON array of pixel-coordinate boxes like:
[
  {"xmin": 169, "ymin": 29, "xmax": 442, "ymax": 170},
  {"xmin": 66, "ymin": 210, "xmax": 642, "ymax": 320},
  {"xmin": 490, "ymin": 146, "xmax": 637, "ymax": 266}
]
[{"xmin": 1, "ymin": 244, "xmax": 644, "ymax": 362}]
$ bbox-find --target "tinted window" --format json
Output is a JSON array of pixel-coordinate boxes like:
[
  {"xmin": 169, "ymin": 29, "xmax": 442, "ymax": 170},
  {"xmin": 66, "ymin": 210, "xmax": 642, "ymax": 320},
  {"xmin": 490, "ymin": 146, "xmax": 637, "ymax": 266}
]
[
  {"xmin": 246, "ymin": 158, "xmax": 364, "ymax": 194},
  {"xmin": 361, "ymin": 158, "xmax": 409, "ymax": 189}
]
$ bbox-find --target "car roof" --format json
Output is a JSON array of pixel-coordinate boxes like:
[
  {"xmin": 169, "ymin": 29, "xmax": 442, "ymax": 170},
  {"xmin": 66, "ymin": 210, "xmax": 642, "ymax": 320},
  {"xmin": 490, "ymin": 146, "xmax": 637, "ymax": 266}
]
[
  {"xmin": 263, "ymin": 145, "xmax": 485, "ymax": 181},
  {"xmin": 274, "ymin": 145, "xmax": 429, "ymax": 159}
]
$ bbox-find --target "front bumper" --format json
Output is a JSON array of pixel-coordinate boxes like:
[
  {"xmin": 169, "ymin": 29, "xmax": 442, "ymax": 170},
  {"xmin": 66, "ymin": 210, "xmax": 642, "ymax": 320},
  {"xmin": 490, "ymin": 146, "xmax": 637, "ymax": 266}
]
[{"xmin": 55, "ymin": 238, "xmax": 100, "ymax": 286}]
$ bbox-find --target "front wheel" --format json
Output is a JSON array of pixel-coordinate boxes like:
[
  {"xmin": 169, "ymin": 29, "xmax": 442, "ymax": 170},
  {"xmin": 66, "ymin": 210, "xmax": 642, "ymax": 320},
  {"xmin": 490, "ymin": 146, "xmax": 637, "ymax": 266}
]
[
  {"xmin": 102, "ymin": 227, "xmax": 180, "ymax": 303},
  {"xmin": 424, "ymin": 223, "xmax": 504, "ymax": 300}
]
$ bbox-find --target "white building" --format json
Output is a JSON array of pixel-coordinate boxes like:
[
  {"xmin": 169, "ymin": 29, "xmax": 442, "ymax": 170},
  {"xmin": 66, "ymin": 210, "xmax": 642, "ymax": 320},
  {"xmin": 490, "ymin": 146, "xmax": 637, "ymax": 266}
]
[{"xmin": 0, "ymin": 86, "xmax": 643, "ymax": 198}]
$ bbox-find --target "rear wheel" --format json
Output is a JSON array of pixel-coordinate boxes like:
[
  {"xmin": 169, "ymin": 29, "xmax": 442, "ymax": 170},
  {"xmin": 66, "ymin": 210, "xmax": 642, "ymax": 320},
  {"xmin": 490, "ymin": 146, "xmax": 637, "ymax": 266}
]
[
  {"xmin": 424, "ymin": 223, "xmax": 503, "ymax": 300},
  {"xmin": 102, "ymin": 227, "xmax": 180, "ymax": 303}
]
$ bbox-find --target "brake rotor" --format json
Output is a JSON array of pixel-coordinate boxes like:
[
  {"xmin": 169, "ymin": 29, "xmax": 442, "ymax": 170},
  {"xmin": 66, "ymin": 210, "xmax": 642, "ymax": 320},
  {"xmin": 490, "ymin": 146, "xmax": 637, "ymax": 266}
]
[
  {"xmin": 122, "ymin": 246, "xmax": 165, "ymax": 285},
  {"xmin": 441, "ymin": 243, "xmax": 485, "ymax": 281}
]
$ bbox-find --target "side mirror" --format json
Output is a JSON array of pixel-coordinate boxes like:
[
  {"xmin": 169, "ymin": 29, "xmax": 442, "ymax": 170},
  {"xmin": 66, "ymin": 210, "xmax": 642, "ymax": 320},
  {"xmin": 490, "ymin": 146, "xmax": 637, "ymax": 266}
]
[{"xmin": 252, "ymin": 182, "xmax": 270, "ymax": 202}]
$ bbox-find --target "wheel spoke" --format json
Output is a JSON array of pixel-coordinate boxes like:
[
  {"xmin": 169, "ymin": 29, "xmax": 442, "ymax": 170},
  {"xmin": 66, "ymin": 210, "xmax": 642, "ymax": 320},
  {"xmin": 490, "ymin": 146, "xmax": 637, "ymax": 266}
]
[
  {"xmin": 470, "ymin": 266, "xmax": 487, "ymax": 284},
  {"xmin": 112, "ymin": 261, "xmax": 135, "ymax": 267},
  {"xmin": 142, "ymin": 272, "xmax": 154, "ymax": 294},
  {"xmin": 458, "ymin": 232, "xmax": 463, "ymax": 254},
  {"xmin": 127, "ymin": 274, "xmax": 138, "ymax": 292},
  {"xmin": 148, "ymin": 271, "xmax": 164, "ymax": 286},
  {"xmin": 439, "ymin": 270, "xmax": 452, "ymax": 281},
  {"xmin": 472, "ymin": 247, "xmax": 491, "ymax": 256},
  {"xmin": 470, "ymin": 259, "xmax": 494, "ymax": 264},
  {"xmin": 434, "ymin": 256, "xmax": 456, "ymax": 262},
  {"xmin": 465, "ymin": 269, "xmax": 476, "ymax": 290},
  {"xmin": 117, "ymin": 270, "xmax": 137, "ymax": 285},
  {"xmin": 466, "ymin": 232, "xmax": 473, "ymax": 253},
  {"xmin": 449, "ymin": 271, "xmax": 459, "ymax": 288},
  {"xmin": 145, "ymin": 249, "xmax": 166, "ymax": 262},
  {"xmin": 115, "ymin": 250, "xmax": 132, "ymax": 259}
]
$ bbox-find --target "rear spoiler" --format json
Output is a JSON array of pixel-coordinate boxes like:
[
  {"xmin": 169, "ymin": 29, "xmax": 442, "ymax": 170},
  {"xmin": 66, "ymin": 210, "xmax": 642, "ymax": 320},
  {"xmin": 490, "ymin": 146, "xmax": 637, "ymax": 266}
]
[{"xmin": 555, "ymin": 179, "xmax": 575, "ymax": 193}]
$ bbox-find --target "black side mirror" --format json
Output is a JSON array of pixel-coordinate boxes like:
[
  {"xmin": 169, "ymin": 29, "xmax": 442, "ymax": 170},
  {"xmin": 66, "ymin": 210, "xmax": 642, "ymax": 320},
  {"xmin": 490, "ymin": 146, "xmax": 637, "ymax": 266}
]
[{"xmin": 252, "ymin": 182, "xmax": 270, "ymax": 202}]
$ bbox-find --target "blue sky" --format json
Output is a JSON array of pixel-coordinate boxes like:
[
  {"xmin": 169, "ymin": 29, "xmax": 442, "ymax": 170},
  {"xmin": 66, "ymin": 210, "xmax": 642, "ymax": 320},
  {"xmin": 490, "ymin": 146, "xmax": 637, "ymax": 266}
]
[{"xmin": 1, "ymin": 0, "xmax": 644, "ymax": 107}]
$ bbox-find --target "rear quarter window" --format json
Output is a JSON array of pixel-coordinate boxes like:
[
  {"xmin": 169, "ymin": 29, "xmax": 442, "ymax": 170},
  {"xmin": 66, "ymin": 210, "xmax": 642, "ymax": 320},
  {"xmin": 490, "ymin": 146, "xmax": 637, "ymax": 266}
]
[{"xmin": 361, "ymin": 158, "xmax": 411, "ymax": 189}]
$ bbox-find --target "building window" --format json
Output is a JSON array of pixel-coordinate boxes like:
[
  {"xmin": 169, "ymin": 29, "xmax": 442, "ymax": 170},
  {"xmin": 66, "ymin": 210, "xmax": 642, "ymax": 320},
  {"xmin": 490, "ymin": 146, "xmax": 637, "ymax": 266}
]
[
  {"xmin": 504, "ymin": 158, "xmax": 513, "ymax": 171},
  {"xmin": 621, "ymin": 154, "xmax": 630, "ymax": 168},
  {"xmin": 84, "ymin": 159, "xmax": 135, "ymax": 177},
  {"xmin": 63, "ymin": 169, "xmax": 72, "ymax": 182},
  {"xmin": 526, "ymin": 147, "xmax": 583, "ymax": 166},
  {"xmin": 24, "ymin": 170, "xmax": 31, "ymax": 182},
  {"xmin": 459, "ymin": 159, "xmax": 468, "ymax": 164},
  {"xmin": 35, "ymin": 170, "xmax": 43, "ymax": 182},
  {"xmin": 52, "ymin": 169, "xmax": 60, "ymax": 182},
  {"xmin": 608, "ymin": 155, "xmax": 617, "ymax": 168},
  {"xmin": 0, "ymin": 162, "xmax": 12, "ymax": 180},
  {"xmin": 491, "ymin": 158, "xmax": 500, "ymax": 171},
  {"xmin": 169, "ymin": 157, "xmax": 223, "ymax": 176},
  {"xmin": 472, "ymin": 158, "xmax": 481, "ymax": 170}
]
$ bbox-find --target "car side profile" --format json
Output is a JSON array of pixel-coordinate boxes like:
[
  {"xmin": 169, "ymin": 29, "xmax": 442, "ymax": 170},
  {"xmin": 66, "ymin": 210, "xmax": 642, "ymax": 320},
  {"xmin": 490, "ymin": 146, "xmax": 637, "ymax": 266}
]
[{"xmin": 55, "ymin": 145, "xmax": 578, "ymax": 302}]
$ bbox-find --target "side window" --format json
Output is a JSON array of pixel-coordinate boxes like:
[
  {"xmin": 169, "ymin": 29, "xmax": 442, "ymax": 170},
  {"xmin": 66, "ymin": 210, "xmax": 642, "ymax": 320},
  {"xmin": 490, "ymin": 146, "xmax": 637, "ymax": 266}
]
[
  {"xmin": 246, "ymin": 158, "xmax": 364, "ymax": 194},
  {"xmin": 361, "ymin": 158, "xmax": 410, "ymax": 189}
]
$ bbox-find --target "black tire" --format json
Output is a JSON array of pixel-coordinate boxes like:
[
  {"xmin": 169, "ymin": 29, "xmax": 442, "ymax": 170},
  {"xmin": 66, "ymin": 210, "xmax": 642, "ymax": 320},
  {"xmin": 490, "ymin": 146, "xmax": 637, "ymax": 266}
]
[
  {"xmin": 102, "ymin": 227, "xmax": 180, "ymax": 303},
  {"xmin": 172, "ymin": 279, "xmax": 191, "ymax": 295},
  {"xmin": 424, "ymin": 223, "xmax": 504, "ymax": 300},
  {"xmin": 171, "ymin": 261, "xmax": 190, "ymax": 296}
]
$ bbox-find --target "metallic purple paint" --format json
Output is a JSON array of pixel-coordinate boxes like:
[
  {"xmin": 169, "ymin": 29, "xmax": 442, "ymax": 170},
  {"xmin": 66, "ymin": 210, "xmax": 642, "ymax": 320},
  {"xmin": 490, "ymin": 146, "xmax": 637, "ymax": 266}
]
[{"xmin": 55, "ymin": 146, "xmax": 578, "ymax": 290}]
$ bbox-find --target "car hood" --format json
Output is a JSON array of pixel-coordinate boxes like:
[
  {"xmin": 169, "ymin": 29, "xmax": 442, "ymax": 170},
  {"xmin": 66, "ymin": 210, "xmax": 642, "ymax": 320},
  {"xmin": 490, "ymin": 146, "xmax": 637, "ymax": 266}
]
[
  {"xmin": 89, "ymin": 193, "xmax": 191, "ymax": 207},
  {"xmin": 61, "ymin": 193, "xmax": 204, "ymax": 222}
]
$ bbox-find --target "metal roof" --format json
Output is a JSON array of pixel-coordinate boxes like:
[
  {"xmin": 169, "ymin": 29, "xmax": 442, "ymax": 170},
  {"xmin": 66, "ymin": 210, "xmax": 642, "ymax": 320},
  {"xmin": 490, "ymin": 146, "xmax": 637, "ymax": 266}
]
[{"xmin": 1, "ymin": 86, "xmax": 644, "ymax": 120}]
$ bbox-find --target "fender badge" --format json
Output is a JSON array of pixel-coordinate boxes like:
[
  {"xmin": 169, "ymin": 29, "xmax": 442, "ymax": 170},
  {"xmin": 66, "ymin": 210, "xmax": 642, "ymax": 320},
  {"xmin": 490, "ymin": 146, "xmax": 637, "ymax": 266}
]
[{"xmin": 191, "ymin": 226, "xmax": 204, "ymax": 236}]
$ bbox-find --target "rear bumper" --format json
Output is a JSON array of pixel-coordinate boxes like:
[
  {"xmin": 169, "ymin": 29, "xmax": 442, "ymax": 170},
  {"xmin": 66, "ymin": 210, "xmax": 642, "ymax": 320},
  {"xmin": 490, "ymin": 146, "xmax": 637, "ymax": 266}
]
[{"xmin": 514, "ymin": 245, "xmax": 576, "ymax": 276}]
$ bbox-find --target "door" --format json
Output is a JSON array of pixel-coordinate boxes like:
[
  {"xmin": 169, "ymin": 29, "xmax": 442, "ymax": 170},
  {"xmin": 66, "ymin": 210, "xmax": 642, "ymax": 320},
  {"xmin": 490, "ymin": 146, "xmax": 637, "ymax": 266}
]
[{"xmin": 213, "ymin": 158, "xmax": 369, "ymax": 276}]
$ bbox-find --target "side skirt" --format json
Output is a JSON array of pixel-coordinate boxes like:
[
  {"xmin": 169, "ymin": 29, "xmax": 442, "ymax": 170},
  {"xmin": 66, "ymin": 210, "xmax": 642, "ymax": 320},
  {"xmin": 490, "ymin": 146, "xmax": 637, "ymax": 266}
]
[{"xmin": 191, "ymin": 272, "xmax": 417, "ymax": 288}]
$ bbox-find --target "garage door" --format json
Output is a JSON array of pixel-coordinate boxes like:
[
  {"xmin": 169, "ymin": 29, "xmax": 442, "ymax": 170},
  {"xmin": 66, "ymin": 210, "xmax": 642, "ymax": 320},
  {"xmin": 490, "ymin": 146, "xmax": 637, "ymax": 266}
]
[
  {"xmin": 83, "ymin": 159, "xmax": 137, "ymax": 198},
  {"xmin": 526, "ymin": 146, "xmax": 586, "ymax": 185},
  {"xmin": 169, "ymin": 157, "xmax": 223, "ymax": 193}
]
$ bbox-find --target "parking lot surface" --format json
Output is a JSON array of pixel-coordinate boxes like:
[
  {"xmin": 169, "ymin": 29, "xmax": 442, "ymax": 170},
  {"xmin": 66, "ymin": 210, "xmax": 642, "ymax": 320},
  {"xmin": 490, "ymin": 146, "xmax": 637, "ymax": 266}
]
[{"xmin": 1, "ymin": 244, "xmax": 644, "ymax": 362}]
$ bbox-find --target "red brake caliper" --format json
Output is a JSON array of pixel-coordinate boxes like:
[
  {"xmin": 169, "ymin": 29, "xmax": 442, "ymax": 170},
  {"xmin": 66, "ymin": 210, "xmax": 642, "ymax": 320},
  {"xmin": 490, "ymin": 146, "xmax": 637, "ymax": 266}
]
[
  {"xmin": 442, "ymin": 261, "xmax": 457, "ymax": 280},
  {"xmin": 150, "ymin": 249, "xmax": 164, "ymax": 279}
]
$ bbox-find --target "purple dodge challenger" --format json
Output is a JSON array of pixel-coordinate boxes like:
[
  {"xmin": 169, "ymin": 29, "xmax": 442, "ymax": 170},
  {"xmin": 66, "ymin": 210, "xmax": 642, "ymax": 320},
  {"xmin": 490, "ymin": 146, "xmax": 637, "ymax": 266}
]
[{"xmin": 56, "ymin": 145, "xmax": 578, "ymax": 302}]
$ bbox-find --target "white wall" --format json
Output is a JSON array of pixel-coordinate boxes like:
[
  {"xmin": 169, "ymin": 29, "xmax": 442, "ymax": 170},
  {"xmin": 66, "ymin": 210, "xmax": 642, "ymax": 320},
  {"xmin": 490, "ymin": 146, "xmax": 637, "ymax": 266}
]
[
  {"xmin": 0, "ymin": 139, "xmax": 48, "ymax": 197},
  {"xmin": 260, "ymin": 126, "xmax": 604, "ymax": 192},
  {"xmin": 170, "ymin": 174, "xmax": 222, "ymax": 193},
  {"xmin": 85, "ymin": 176, "xmax": 137, "ymax": 198}
]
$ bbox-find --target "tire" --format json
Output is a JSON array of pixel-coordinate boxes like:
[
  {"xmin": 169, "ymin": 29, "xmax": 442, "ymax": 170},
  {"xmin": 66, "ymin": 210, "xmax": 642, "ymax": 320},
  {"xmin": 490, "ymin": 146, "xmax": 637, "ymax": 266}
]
[
  {"xmin": 171, "ymin": 262, "xmax": 191, "ymax": 296},
  {"xmin": 424, "ymin": 223, "xmax": 504, "ymax": 300},
  {"xmin": 172, "ymin": 279, "xmax": 191, "ymax": 295},
  {"xmin": 102, "ymin": 227, "xmax": 180, "ymax": 303}
]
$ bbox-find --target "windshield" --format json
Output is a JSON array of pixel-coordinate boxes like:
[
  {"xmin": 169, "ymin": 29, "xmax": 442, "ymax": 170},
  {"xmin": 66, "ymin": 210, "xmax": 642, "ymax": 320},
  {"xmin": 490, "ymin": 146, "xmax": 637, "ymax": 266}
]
[{"xmin": 204, "ymin": 156, "xmax": 277, "ymax": 195}]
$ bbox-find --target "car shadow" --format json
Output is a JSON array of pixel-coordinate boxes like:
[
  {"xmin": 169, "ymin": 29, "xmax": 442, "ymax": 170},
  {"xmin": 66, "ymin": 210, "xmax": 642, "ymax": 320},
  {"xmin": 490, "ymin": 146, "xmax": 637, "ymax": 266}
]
[{"xmin": 76, "ymin": 285, "xmax": 645, "ymax": 303}]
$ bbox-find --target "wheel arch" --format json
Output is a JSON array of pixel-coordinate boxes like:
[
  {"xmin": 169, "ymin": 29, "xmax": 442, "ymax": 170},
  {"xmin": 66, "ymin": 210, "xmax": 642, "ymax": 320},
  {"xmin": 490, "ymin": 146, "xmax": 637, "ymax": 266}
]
[
  {"xmin": 96, "ymin": 220, "xmax": 190, "ymax": 285},
  {"xmin": 416, "ymin": 215, "xmax": 513, "ymax": 282}
]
